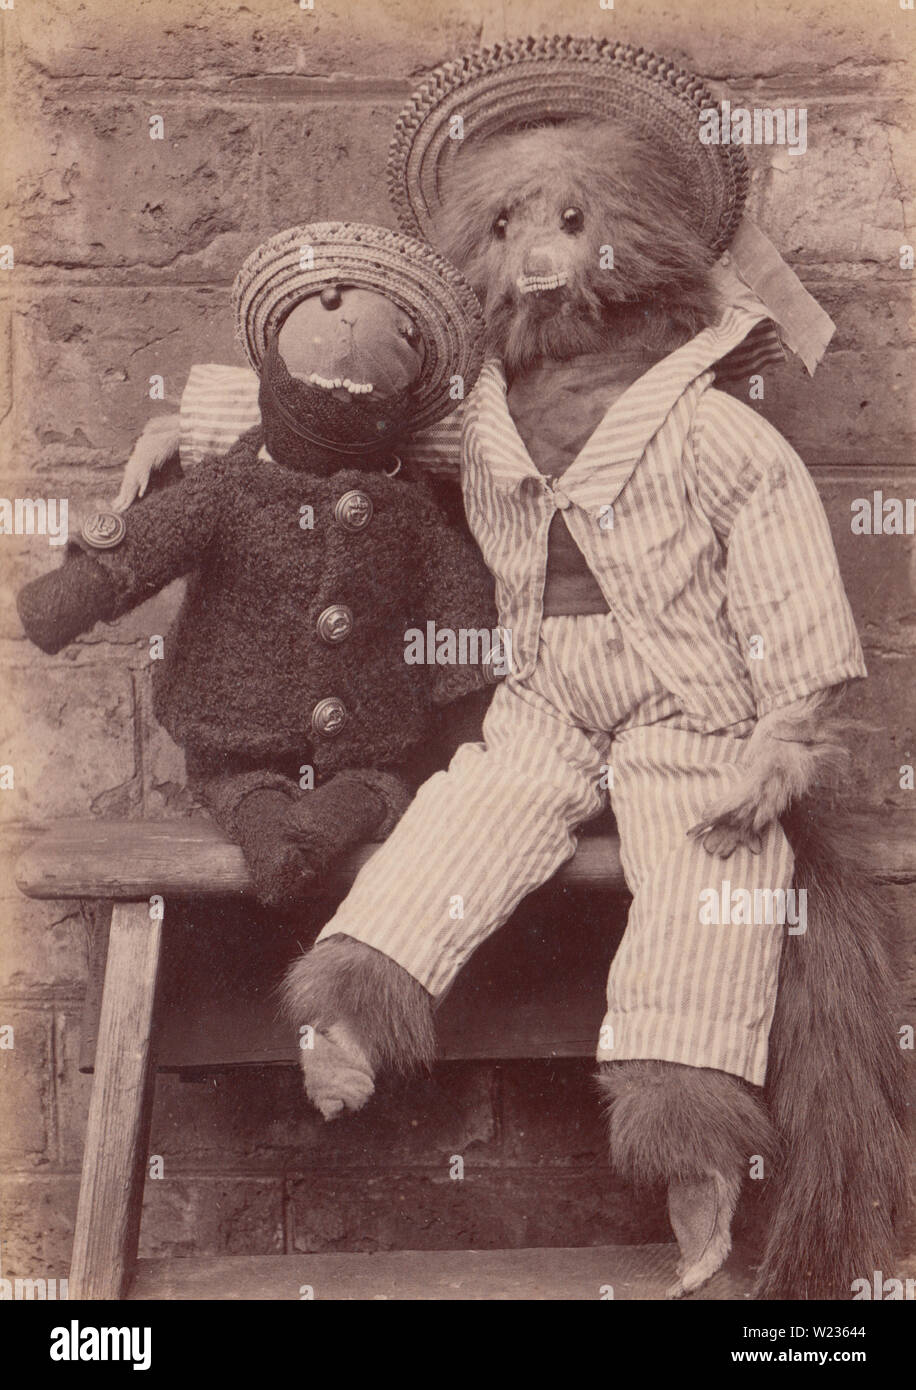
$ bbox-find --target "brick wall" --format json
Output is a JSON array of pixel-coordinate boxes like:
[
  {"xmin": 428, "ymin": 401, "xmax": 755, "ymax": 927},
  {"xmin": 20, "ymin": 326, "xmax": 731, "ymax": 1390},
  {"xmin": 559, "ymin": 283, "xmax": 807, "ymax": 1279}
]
[{"xmin": 0, "ymin": 0, "xmax": 913, "ymax": 1281}]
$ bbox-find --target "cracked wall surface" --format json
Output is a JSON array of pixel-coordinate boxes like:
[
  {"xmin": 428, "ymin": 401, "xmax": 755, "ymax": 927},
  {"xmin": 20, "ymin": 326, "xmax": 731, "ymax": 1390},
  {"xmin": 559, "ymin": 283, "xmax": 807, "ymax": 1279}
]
[{"xmin": 0, "ymin": 0, "xmax": 913, "ymax": 1278}]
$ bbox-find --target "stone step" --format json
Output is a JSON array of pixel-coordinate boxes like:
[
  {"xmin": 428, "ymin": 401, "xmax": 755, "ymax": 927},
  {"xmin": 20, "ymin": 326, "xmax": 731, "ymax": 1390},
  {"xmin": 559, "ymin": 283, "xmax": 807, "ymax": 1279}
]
[{"xmin": 128, "ymin": 1244, "xmax": 757, "ymax": 1301}]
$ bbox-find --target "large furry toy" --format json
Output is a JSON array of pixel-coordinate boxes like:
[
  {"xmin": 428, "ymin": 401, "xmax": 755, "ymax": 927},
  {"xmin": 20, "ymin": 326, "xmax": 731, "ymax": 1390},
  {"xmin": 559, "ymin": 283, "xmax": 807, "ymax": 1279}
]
[
  {"xmin": 112, "ymin": 38, "xmax": 907, "ymax": 1300},
  {"xmin": 17, "ymin": 222, "xmax": 495, "ymax": 907}
]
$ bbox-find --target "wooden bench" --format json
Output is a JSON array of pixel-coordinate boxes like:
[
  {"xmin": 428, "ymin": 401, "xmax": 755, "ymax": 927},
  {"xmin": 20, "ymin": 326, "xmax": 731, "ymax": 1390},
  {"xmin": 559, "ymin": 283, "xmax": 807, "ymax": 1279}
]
[{"xmin": 15, "ymin": 812, "xmax": 915, "ymax": 1301}]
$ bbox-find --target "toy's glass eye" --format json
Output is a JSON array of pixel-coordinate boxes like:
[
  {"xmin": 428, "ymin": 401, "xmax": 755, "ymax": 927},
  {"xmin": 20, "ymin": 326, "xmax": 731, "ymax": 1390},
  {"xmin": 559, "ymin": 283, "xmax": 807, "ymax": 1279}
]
[
  {"xmin": 492, "ymin": 210, "xmax": 510, "ymax": 240},
  {"xmin": 561, "ymin": 207, "xmax": 584, "ymax": 234}
]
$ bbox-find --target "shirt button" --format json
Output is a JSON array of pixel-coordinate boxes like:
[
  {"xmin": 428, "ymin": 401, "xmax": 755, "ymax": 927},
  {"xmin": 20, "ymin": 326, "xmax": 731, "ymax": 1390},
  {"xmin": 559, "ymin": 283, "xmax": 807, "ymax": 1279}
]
[
  {"xmin": 334, "ymin": 490, "xmax": 373, "ymax": 531},
  {"xmin": 316, "ymin": 604, "xmax": 354, "ymax": 644},
  {"xmin": 311, "ymin": 697, "xmax": 347, "ymax": 737},
  {"xmin": 552, "ymin": 489, "xmax": 572, "ymax": 510}
]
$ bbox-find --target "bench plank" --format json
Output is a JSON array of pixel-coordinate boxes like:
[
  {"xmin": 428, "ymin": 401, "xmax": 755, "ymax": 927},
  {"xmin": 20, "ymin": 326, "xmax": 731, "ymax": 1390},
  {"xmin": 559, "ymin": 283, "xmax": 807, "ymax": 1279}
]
[
  {"xmin": 15, "ymin": 810, "xmax": 916, "ymax": 901},
  {"xmin": 15, "ymin": 817, "xmax": 627, "ymax": 899}
]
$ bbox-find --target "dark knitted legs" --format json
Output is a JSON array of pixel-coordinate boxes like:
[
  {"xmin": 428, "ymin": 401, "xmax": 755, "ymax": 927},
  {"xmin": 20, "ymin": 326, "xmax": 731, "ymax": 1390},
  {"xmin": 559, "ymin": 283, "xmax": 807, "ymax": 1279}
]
[
  {"xmin": 598, "ymin": 1059, "xmax": 777, "ymax": 1297},
  {"xmin": 191, "ymin": 761, "xmax": 410, "ymax": 908},
  {"xmin": 282, "ymin": 935, "xmax": 435, "ymax": 1119}
]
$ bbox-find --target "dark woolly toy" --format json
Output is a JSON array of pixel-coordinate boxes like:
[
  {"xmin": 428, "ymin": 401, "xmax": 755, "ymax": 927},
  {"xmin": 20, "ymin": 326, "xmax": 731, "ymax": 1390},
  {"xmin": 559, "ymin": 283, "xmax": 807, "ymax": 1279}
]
[{"xmin": 17, "ymin": 225, "xmax": 496, "ymax": 909}]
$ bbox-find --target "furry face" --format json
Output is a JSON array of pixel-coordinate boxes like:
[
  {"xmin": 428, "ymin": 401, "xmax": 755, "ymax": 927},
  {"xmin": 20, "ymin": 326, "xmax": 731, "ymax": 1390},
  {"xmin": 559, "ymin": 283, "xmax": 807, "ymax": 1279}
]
[{"xmin": 435, "ymin": 121, "xmax": 719, "ymax": 373}]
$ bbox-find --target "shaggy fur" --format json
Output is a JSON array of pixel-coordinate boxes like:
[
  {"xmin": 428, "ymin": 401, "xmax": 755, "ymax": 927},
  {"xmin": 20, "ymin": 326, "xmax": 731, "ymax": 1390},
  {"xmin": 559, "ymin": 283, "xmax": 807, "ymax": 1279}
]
[
  {"xmin": 435, "ymin": 121, "xmax": 719, "ymax": 373},
  {"xmin": 597, "ymin": 1059, "xmax": 778, "ymax": 1188},
  {"xmin": 759, "ymin": 800, "xmax": 909, "ymax": 1299},
  {"xmin": 598, "ymin": 1060, "xmax": 779, "ymax": 1296},
  {"xmin": 281, "ymin": 934, "xmax": 436, "ymax": 1075},
  {"xmin": 690, "ymin": 688, "xmax": 855, "ymax": 857}
]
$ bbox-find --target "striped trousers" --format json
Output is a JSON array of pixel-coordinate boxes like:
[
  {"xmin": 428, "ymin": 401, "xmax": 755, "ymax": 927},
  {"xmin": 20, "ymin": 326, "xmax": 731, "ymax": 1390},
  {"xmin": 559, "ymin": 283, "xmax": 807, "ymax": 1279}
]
[{"xmin": 316, "ymin": 614, "xmax": 793, "ymax": 1085}]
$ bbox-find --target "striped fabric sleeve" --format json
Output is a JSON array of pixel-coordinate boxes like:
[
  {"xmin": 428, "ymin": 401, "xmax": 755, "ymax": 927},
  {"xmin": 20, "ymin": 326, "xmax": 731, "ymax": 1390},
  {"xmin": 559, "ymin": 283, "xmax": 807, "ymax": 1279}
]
[
  {"xmin": 179, "ymin": 363, "xmax": 261, "ymax": 466},
  {"xmin": 399, "ymin": 405, "xmax": 465, "ymax": 479},
  {"xmin": 697, "ymin": 394, "xmax": 866, "ymax": 715}
]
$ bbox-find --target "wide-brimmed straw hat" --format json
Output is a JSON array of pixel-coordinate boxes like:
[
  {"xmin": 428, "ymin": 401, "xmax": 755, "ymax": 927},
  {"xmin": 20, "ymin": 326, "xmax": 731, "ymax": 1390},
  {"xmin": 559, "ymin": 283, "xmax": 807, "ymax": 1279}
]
[
  {"xmin": 388, "ymin": 35, "xmax": 747, "ymax": 256},
  {"xmin": 232, "ymin": 221, "xmax": 486, "ymax": 436},
  {"xmin": 387, "ymin": 35, "xmax": 837, "ymax": 375}
]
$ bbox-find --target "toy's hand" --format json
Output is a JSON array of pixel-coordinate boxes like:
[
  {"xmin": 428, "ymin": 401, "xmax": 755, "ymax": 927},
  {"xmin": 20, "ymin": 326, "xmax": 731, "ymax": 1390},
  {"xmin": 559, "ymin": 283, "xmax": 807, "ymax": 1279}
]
[
  {"xmin": 17, "ymin": 554, "xmax": 118, "ymax": 655},
  {"xmin": 688, "ymin": 693, "xmax": 851, "ymax": 859},
  {"xmin": 112, "ymin": 413, "xmax": 181, "ymax": 512},
  {"xmin": 687, "ymin": 784, "xmax": 766, "ymax": 859}
]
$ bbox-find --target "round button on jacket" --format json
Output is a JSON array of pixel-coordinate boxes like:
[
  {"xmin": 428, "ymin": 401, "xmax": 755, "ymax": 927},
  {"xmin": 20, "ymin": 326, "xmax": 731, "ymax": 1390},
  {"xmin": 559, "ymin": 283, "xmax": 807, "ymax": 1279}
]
[
  {"xmin": 316, "ymin": 603, "xmax": 354, "ymax": 644},
  {"xmin": 311, "ymin": 696, "xmax": 347, "ymax": 737},
  {"xmin": 334, "ymin": 490, "xmax": 373, "ymax": 531},
  {"xmin": 80, "ymin": 509, "xmax": 126, "ymax": 550}
]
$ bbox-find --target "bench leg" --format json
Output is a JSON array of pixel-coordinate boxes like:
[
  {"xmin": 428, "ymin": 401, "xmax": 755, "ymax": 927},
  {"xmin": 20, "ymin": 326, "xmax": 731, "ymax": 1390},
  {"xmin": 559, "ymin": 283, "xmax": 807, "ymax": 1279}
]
[{"xmin": 70, "ymin": 900, "xmax": 164, "ymax": 1300}]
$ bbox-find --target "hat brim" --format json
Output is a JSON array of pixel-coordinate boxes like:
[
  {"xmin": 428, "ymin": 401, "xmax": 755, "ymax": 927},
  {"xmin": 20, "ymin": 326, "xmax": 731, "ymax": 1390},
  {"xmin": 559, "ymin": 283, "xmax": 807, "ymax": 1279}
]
[
  {"xmin": 232, "ymin": 222, "xmax": 486, "ymax": 435},
  {"xmin": 387, "ymin": 35, "xmax": 747, "ymax": 257}
]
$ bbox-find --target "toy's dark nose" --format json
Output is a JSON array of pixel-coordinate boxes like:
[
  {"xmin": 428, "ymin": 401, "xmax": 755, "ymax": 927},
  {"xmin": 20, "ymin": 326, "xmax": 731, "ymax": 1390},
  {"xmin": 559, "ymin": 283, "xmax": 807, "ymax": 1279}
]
[{"xmin": 523, "ymin": 245, "xmax": 560, "ymax": 277}]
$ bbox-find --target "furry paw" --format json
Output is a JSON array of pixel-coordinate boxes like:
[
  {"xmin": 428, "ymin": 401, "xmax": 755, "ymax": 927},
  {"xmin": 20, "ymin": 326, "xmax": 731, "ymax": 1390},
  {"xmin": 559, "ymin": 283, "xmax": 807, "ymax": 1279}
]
[
  {"xmin": 300, "ymin": 1022, "xmax": 375, "ymax": 1120},
  {"xmin": 688, "ymin": 691, "xmax": 851, "ymax": 859},
  {"xmin": 687, "ymin": 791, "xmax": 764, "ymax": 859},
  {"xmin": 112, "ymin": 412, "xmax": 181, "ymax": 511},
  {"xmin": 665, "ymin": 1171, "xmax": 739, "ymax": 1299}
]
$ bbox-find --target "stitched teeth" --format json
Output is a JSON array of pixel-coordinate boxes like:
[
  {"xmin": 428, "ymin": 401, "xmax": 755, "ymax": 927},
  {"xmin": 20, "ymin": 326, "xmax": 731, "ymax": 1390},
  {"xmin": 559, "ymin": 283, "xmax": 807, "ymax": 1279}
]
[
  {"xmin": 517, "ymin": 273, "xmax": 568, "ymax": 294},
  {"xmin": 307, "ymin": 374, "xmax": 374, "ymax": 395}
]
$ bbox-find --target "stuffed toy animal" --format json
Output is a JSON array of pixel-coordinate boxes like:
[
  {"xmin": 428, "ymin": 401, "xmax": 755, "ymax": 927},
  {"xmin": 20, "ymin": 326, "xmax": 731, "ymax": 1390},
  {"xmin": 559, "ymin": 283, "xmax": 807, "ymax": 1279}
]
[
  {"xmin": 111, "ymin": 40, "xmax": 908, "ymax": 1302},
  {"xmin": 281, "ymin": 39, "xmax": 908, "ymax": 1301},
  {"xmin": 17, "ymin": 222, "xmax": 497, "ymax": 908}
]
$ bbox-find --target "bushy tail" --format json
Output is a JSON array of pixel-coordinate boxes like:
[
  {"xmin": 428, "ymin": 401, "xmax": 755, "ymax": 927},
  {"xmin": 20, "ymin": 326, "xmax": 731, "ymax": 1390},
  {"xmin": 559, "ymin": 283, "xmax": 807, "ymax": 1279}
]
[{"xmin": 757, "ymin": 798, "xmax": 909, "ymax": 1299}]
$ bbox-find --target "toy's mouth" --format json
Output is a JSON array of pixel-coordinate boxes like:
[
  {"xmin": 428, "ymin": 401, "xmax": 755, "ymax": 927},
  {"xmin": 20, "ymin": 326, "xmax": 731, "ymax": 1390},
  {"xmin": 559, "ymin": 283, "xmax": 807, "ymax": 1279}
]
[
  {"xmin": 517, "ymin": 272, "xmax": 569, "ymax": 295},
  {"xmin": 306, "ymin": 373, "xmax": 375, "ymax": 397}
]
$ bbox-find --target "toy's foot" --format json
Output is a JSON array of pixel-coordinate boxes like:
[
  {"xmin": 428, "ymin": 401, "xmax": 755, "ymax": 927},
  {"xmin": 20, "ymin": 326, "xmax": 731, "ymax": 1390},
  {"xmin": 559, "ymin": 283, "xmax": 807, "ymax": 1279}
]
[
  {"xmin": 232, "ymin": 790, "xmax": 321, "ymax": 907},
  {"xmin": 665, "ymin": 1170, "xmax": 739, "ymax": 1299},
  {"xmin": 300, "ymin": 1021, "xmax": 375, "ymax": 1120}
]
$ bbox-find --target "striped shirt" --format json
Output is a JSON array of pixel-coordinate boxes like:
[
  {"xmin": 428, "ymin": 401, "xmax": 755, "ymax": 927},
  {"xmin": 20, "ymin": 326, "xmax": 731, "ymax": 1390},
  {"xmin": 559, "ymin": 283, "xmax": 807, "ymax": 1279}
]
[{"xmin": 462, "ymin": 304, "xmax": 865, "ymax": 728}]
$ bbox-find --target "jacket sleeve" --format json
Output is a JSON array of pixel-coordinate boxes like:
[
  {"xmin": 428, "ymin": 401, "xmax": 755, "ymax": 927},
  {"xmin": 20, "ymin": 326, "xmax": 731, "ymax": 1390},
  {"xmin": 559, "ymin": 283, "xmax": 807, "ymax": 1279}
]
[
  {"xmin": 696, "ymin": 393, "xmax": 866, "ymax": 715},
  {"xmin": 17, "ymin": 462, "xmax": 225, "ymax": 655},
  {"xmin": 399, "ymin": 402, "xmax": 465, "ymax": 482},
  {"xmin": 179, "ymin": 363, "xmax": 261, "ymax": 467},
  {"xmin": 412, "ymin": 489, "xmax": 498, "ymax": 707}
]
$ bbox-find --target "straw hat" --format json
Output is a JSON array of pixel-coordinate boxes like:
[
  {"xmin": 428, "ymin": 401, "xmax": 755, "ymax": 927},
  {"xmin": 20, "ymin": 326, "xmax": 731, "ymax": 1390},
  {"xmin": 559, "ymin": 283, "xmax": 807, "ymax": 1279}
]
[
  {"xmin": 232, "ymin": 221, "xmax": 486, "ymax": 436},
  {"xmin": 388, "ymin": 35, "xmax": 748, "ymax": 257}
]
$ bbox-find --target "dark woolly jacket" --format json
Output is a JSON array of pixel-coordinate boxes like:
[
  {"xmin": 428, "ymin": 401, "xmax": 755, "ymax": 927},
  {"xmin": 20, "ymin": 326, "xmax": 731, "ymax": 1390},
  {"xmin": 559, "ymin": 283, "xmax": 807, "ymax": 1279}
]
[{"xmin": 18, "ymin": 429, "xmax": 497, "ymax": 775}]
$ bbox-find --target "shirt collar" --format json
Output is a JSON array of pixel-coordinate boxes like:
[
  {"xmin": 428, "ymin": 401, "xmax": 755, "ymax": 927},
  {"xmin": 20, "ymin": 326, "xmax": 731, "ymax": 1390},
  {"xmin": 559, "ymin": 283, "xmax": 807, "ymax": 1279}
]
[{"xmin": 472, "ymin": 298, "xmax": 770, "ymax": 492}]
